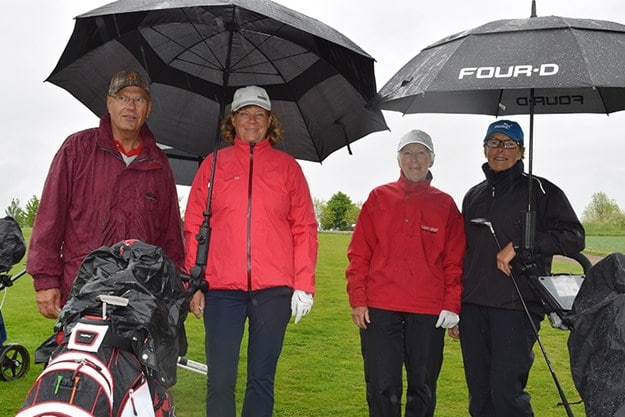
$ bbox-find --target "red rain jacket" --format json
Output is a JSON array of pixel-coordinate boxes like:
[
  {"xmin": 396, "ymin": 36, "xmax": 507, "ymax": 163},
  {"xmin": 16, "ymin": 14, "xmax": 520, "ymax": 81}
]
[
  {"xmin": 346, "ymin": 174, "xmax": 465, "ymax": 315},
  {"xmin": 184, "ymin": 138, "xmax": 317, "ymax": 293},
  {"xmin": 27, "ymin": 114, "xmax": 184, "ymax": 303}
]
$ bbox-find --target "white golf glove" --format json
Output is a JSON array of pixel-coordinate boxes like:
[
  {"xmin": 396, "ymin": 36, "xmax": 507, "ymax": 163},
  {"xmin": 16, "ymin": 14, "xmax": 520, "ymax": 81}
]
[
  {"xmin": 435, "ymin": 310, "xmax": 460, "ymax": 329},
  {"xmin": 291, "ymin": 290, "xmax": 313, "ymax": 324}
]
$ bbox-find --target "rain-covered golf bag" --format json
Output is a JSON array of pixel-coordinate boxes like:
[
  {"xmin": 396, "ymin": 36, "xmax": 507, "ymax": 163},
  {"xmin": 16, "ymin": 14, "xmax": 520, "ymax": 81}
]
[
  {"xmin": 567, "ymin": 253, "xmax": 625, "ymax": 417},
  {"xmin": 0, "ymin": 216, "xmax": 25, "ymax": 274},
  {"xmin": 17, "ymin": 240, "xmax": 189, "ymax": 417},
  {"xmin": 1, "ymin": 216, "xmax": 26, "ymax": 345}
]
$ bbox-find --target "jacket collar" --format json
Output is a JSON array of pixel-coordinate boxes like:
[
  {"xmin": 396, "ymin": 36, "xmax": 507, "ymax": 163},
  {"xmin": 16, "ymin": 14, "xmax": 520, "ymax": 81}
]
[
  {"xmin": 397, "ymin": 170, "xmax": 433, "ymax": 192},
  {"xmin": 483, "ymin": 159, "xmax": 524, "ymax": 187},
  {"xmin": 233, "ymin": 137, "xmax": 272, "ymax": 152},
  {"xmin": 97, "ymin": 113, "xmax": 157, "ymax": 157}
]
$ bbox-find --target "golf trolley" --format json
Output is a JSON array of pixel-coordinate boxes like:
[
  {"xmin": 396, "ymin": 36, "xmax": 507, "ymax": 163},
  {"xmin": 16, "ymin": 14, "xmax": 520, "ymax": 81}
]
[
  {"xmin": 0, "ymin": 216, "xmax": 29, "ymax": 382},
  {"xmin": 0, "ymin": 269, "xmax": 30, "ymax": 381}
]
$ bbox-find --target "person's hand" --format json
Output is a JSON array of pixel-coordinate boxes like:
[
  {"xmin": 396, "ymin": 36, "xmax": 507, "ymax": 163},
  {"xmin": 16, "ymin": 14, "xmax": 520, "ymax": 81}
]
[
  {"xmin": 496, "ymin": 242, "xmax": 517, "ymax": 276},
  {"xmin": 189, "ymin": 290, "xmax": 205, "ymax": 319},
  {"xmin": 291, "ymin": 290, "xmax": 313, "ymax": 324},
  {"xmin": 435, "ymin": 310, "xmax": 460, "ymax": 329},
  {"xmin": 36, "ymin": 288, "xmax": 61, "ymax": 319},
  {"xmin": 448, "ymin": 325, "xmax": 460, "ymax": 339},
  {"xmin": 351, "ymin": 306, "xmax": 370, "ymax": 329}
]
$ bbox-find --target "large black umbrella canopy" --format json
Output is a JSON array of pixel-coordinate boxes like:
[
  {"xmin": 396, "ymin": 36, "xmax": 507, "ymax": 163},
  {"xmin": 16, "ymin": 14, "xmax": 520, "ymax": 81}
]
[
  {"xmin": 47, "ymin": 0, "xmax": 387, "ymax": 164},
  {"xmin": 379, "ymin": 15, "xmax": 625, "ymax": 116}
]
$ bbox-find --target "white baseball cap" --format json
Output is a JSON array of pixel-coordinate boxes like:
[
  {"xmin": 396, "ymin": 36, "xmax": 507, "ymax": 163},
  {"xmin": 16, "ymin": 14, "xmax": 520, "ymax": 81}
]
[
  {"xmin": 231, "ymin": 86, "xmax": 271, "ymax": 112},
  {"xmin": 397, "ymin": 129, "xmax": 434, "ymax": 154}
]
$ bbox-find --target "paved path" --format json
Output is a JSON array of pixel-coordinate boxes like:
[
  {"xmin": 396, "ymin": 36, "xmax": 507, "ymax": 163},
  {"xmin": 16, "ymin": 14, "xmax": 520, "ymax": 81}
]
[{"xmin": 554, "ymin": 254, "xmax": 603, "ymax": 267}]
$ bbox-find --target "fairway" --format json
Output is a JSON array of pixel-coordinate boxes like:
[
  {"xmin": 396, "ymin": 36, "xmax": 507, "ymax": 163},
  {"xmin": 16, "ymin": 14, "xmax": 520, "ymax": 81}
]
[{"xmin": 2, "ymin": 231, "xmax": 596, "ymax": 416}]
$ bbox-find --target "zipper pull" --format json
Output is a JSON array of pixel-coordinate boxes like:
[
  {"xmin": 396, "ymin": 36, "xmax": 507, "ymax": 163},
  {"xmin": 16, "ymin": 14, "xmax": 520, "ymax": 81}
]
[{"xmin": 129, "ymin": 388, "xmax": 138, "ymax": 416}]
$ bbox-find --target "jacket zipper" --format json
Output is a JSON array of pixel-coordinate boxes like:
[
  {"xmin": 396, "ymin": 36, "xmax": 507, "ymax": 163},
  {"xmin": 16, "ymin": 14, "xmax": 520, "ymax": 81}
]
[{"xmin": 247, "ymin": 143, "xmax": 255, "ymax": 291}]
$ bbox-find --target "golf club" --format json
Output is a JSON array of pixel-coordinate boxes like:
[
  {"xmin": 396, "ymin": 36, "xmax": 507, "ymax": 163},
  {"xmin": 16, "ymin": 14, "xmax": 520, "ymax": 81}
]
[
  {"xmin": 470, "ymin": 217, "xmax": 575, "ymax": 417},
  {"xmin": 177, "ymin": 356, "xmax": 208, "ymax": 375}
]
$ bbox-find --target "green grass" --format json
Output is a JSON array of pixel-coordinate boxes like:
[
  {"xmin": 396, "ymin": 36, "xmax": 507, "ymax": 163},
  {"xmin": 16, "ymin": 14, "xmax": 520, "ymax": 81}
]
[
  {"xmin": 2, "ymin": 231, "xmax": 621, "ymax": 416},
  {"xmin": 584, "ymin": 235, "xmax": 625, "ymax": 256}
]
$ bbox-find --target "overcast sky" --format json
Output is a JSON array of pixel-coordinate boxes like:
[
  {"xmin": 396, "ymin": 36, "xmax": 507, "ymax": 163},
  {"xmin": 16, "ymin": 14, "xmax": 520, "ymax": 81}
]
[{"xmin": 2, "ymin": 0, "xmax": 625, "ymax": 218}]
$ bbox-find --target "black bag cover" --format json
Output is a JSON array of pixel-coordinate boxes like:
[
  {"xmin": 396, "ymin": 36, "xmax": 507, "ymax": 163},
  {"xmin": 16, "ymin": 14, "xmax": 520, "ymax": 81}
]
[
  {"xmin": 54, "ymin": 240, "xmax": 189, "ymax": 388},
  {"xmin": 0, "ymin": 216, "xmax": 25, "ymax": 273},
  {"xmin": 567, "ymin": 253, "xmax": 625, "ymax": 417}
]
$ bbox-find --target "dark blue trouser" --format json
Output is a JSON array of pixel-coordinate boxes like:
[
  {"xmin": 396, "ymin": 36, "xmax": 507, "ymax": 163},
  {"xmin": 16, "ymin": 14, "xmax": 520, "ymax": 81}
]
[
  {"xmin": 459, "ymin": 303, "xmax": 540, "ymax": 417},
  {"xmin": 0, "ymin": 310, "xmax": 6, "ymax": 345},
  {"xmin": 360, "ymin": 308, "xmax": 445, "ymax": 417},
  {"xmin": 202, "ymin": 286, "xmax": 291, "ymax": 417}
]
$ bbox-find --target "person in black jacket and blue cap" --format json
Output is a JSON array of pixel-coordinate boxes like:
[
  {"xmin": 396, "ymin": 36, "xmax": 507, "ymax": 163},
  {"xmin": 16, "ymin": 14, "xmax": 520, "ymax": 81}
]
[{"xmin": 459, "ymin": 119, "xmax": 585, "ymax": 417}]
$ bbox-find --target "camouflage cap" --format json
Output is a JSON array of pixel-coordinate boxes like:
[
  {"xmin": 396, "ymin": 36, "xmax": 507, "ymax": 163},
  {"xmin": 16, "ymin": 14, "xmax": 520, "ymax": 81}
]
[{"xmin": 108, "ymin": 70, "xmax": 151, "ymax": 96}]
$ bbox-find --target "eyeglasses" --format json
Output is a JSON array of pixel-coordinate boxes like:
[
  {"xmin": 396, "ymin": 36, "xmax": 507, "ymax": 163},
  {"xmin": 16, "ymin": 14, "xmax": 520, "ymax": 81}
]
[
  {"xmin": 485, "ymin": 138, "xmax": 519, "ymax": 149},
  {"xmin": 110, "ymin": 94, "xmax": 150, "ymax": 106}
]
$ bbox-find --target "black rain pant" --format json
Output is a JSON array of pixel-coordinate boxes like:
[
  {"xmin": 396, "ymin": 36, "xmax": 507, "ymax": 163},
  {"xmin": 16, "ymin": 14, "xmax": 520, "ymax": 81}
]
[
  {"xmin": 360, "ymin": 307, "xmax": 445, "ymax": 417},
  {"xmin": 459, "ymin": 303, "xmax": 540, "ymax": 417}
]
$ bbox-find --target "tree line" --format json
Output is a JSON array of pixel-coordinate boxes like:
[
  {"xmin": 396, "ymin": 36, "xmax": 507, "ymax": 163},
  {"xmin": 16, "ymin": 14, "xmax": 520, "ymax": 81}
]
[
  {"xmin": 5, "ymin": 196, "xmax": 39, "ymax": 228},
  {"xmin": 4, "ymin": 191, "xmax": 625, "ymax": 233}
]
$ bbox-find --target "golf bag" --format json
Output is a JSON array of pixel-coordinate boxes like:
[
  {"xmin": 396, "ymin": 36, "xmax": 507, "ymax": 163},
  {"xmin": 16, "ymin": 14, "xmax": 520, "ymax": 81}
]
[
  {"xmin": 567, "ymin": 253, "xmax": 625, "ymax": 417},
  {"xmin": 0, "ymin": 216, "xmax": 25, "ymax": 274},
  {"xmin": 17, "ymin": 240, "xmax": 189, "ymax": 417},
  {"xmin": 17, "ymin": 316, "xmax": 171, "ymax": 417}
]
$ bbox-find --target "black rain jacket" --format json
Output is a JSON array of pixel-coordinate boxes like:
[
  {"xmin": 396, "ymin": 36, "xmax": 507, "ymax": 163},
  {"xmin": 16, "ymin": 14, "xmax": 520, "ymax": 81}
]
[{"xmin": 461, "ymin": 160, "xmax": 585, "ymax": 316}]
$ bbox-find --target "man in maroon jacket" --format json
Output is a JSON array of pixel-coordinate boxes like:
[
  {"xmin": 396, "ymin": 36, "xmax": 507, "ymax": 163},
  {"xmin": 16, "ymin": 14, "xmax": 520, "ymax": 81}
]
[{"xmin": 27, "ymin": 69, "xmax": 184, "ymax": 319}]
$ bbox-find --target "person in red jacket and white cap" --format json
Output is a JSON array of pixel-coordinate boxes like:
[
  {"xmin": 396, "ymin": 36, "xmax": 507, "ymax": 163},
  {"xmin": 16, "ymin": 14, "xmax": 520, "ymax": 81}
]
[
  {"xmin": 184, "ymin": 85, "xmax": 318, "ymax": 417},
  {"xmin": 346, "ymin": 129, "xmax": 465, "ymax": 417}
]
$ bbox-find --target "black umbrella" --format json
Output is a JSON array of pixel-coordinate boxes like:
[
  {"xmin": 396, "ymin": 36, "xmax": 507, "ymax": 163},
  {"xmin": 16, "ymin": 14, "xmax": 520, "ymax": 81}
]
[
  {"xmin": 378, "ymin": 4, "xmax": 625, "ymax": 173},
  {"xmin": 47, "ymin": 0, "xmax": 387, "ymax": 165}
]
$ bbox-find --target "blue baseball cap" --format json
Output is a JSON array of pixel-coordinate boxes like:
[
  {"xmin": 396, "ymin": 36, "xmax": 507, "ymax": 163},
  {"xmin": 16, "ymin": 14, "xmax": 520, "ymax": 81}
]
[{"xmin": 484, "ymin": 120, "xmax": 524, "ymax": 146}]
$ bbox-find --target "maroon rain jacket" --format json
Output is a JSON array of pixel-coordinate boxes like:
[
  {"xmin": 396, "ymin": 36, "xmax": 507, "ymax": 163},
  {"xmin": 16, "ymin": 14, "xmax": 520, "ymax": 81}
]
[{"xmin": 27, "ymin": 113, "xmax": 184, "ymax": 304}]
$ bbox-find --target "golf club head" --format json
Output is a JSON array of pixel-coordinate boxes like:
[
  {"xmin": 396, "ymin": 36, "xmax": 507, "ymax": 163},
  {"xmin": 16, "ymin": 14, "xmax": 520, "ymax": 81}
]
[
  {"xmin": 470, "ymin": 218, "xmax": 501, "ymax": 250},
  {"xmin": 471, "ymin": 217, "xmax": 497, "ymax": 237},
  {"xmin": 470, "ymin": 217, "xmax": 493, "ymax": 231}
]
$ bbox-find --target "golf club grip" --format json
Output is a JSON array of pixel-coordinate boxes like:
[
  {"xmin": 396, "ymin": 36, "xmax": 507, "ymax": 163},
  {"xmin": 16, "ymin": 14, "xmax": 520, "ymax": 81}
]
[{"xmin": 521, "ymin": 210, "xmax": 536, "ymax": 250}]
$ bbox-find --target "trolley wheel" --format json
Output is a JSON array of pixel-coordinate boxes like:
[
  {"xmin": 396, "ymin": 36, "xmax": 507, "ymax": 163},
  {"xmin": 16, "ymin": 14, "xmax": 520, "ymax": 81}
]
[{"xmin": 0, "ymin": 343, "xmax": 30, "ymax": 381}]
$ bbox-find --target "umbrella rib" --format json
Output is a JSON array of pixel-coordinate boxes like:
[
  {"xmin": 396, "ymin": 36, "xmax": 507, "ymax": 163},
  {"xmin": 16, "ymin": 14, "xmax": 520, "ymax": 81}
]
[
  {"xmin": 229, "ymin": 26, "xmax": 299, "ymax": 82},
  {"xmin": 148, "ymin": 7, "xmax": 313, "ymax": 82},
  {"xmin": 178, "ymin": 7, "xmax": 228, "ymax": 72},
  {"xmin": 142, "ymin": 26, "xmax": 226, "ymax": 73},
  {"xmin": 143, "ymin": 7, "xmax": 236, "ymax": 73}
]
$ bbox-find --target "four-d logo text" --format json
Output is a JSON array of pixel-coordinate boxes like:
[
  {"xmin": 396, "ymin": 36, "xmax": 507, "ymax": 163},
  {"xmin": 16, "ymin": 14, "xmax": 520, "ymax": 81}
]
[
  {"xmin": 516, "ymin": 95, "xmax": 584, "ymax": 106},
  {"xmin": 458, "ymin": 64, "xmax": 559, "ymax": 79}
]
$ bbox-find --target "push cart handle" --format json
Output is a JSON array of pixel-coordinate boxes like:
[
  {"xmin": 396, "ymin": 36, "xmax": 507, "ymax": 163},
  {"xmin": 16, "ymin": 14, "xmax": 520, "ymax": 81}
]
[{"xmin": 0, "ymin": 270, "xmax": 26, "ymax": 290}]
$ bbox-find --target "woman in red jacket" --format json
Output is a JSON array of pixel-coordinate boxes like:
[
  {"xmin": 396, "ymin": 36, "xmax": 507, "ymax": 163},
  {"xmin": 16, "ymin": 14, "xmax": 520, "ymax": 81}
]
[
  {"xmin": 184, "ymin": 86, "xmax": 318, "ymax": 417},
  {"xmin": 346, "ymin": 130, "xmax": 465, "ymax": 417}
]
